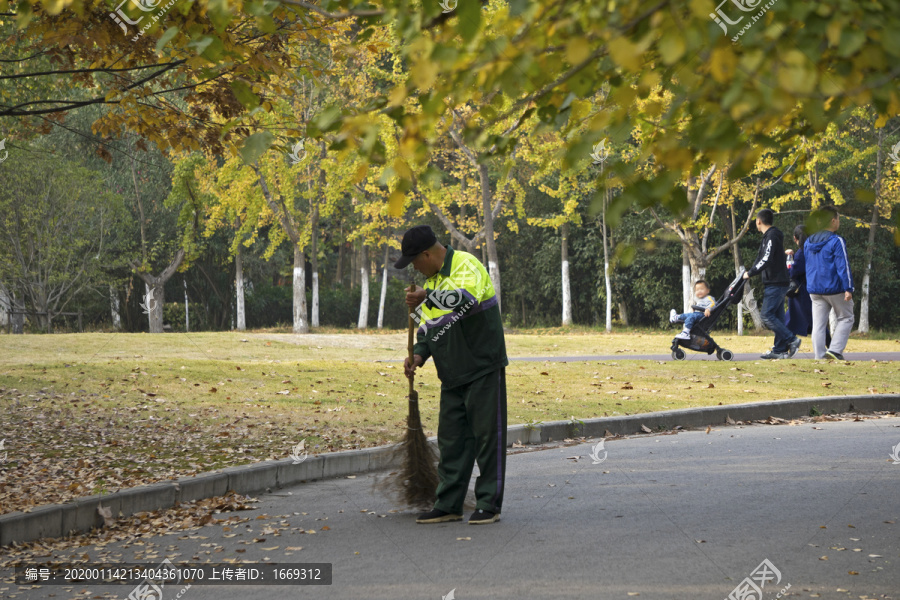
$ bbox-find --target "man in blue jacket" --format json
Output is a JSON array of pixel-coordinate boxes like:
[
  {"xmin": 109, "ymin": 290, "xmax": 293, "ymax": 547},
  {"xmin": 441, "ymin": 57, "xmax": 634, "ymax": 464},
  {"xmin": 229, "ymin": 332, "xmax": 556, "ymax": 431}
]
[{"xmin": 804, "ymin": 206, "xmax": 854, "ymax": 360}]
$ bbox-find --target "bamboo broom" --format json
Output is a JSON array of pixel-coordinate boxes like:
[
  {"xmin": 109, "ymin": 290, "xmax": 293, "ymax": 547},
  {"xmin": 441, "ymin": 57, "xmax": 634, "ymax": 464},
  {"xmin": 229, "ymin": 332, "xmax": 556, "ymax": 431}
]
[{"xmin": 382, "ymin": 284, "xmax": 439, "ymax": 508}]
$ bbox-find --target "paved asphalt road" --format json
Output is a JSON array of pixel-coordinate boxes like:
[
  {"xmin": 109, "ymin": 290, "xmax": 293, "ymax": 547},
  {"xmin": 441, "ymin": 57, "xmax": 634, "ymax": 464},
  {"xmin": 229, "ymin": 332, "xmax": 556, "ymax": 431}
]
[
  {"xmin": 511, "ymin": 351, "xmax": 900, "ymax": 362},
  {"xmin": 12, "ymin": 417, "xmax": 900, "ymax": 600}
]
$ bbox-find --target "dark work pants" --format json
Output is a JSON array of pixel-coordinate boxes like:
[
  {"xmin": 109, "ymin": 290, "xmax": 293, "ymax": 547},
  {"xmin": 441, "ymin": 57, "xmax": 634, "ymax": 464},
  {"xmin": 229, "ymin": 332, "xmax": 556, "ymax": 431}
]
[
  {"xmin": 761, "ymin": 284, "xmax": 796, "ymax": 353},
  {"xmin": 434, "ymin": 368, "xmax": 507, "ymax": 515}
]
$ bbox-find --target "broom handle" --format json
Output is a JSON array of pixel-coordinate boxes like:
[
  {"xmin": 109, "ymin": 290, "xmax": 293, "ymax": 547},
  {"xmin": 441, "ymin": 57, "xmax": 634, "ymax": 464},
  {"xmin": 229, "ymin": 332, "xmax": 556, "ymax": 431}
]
[{"xmin": 407, "ymin": 283, "xmax": 416, "ymax": 398}]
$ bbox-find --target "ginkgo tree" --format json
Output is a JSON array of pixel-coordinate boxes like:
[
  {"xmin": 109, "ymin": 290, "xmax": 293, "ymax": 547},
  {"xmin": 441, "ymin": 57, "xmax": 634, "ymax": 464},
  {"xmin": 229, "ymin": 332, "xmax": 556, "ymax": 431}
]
[
  {"xmin": 196, "ymin": 152, "xmax": 270, "ymax": 332},
  {"xmin": 408, "ymin": 97, "xmax": 528, "ymax": 311},
  {"xmin": 6, "ymin": 0, "xmax": 900, "ymax": 233},
  {"xmin": 521, "ymin": 129, "xmax": 589, "ymax": 327},
  {"xmin": 303, "ymin": 0, "xmax": 900, "ymax": 231},
  {"xmin": 249, "ymin": 153, "xmax": 313, "ymax": 334},
  {"xmin": 131, "ymin": 152, "xmax": 212, "ymax": 333}
]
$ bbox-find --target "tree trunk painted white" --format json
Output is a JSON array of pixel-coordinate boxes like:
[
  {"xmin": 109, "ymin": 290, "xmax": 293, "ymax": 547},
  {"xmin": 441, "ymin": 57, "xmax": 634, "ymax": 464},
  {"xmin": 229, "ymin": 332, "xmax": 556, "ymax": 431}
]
[
  {"xmin": 350, "ymin": 243, "xmax": 358, "ymax": 290},
  {"xmin": 477, "ymin": 163, "xmax": 502, "ymax": 312},
  {"xmin": 682, "ymin": 250, "xmax": 692, "ymax": 314},
  {"xmin": 133, "ymin": 248, "xmax": 185, "ymax": 333},
  {"xmin": 0, "ymin": 290, "xmax": 7, "ymax": 328},
  {"xmin": 377, "ymin": 245, "xmax": 389, "ymax": 329},
  {"xmin": 10, "ymin": 294, "xmax": 24, "ymax": 334},
  {"xmin": 561, "ymin": 222, "xmax": 572, "ymax": 326},
  {"xmin": 487, "ymin": 260, "xmax": 501, "ymax": 309},
  {"xmin": 601, "ymin": 194, "xmax": 612, "ymax": 332},
  {"xmin": 181, "ymin": 279, "xmax": 191, "ymax": 333},
  {"xmin": 144, "ymin": 282, "xmax": 164, "ymax": 334},
  {"xmin": 144, "ymin": 282, "xmax": 151, "ymax": 321},
  {"xmin": 728, "ymin": 231, "xmax": 761, "ymax": 331},
  {"xmin": 292, "ymin": 246, "xmax": 309, "ymax": 334},
  {"xmin": 109, "ymin": 284, "xmax": 121, "ymax": 330},
  {"xmin": 858, "ymin": 270, "xmax": 870, "ymax": 333},
  {"xmin": 183, "ymin": 279, "xmax": 189, "ymax": 332},
  {"xmin": 0, "ymin": 288, "xmax": 7, "ymax": 328},
  {"xmin": 235, "ymin": 243, "xmax": 246, "ymax": 331},
  {"xmin": 728, "ymin": 205, "xmax": 753, "ymax": 334},
  {"xmin": 311, "ymin": 272, "xmax": 319, "ymax": 328},
  {"xmin": 309, "ymin": 199, "xmax": 320, "ymax": 328},
  {"xmin": 604, "ymin": 261, "xmax": 612, "ymax": 333},
  {"xmin": 743, "ymin": 287, "xmax": 764, "ymax": 331},
  {"xmin": 617, "ymin": 300, "xmax": 629, "ymax": 326},
  {"xmin": 859, "ymin": 127, "xmax": 884, "ymax": 334},
  {"xmin": 357, "ymin": 247, "xmax": 369, "ymax": 329}
]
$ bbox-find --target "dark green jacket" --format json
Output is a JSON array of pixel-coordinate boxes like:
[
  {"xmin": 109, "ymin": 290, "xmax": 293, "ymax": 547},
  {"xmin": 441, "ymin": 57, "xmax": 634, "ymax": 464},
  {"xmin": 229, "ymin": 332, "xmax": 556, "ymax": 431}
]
[{"xmin": 412, "ymin": 247, "xmax": 508, "ymax": 389}]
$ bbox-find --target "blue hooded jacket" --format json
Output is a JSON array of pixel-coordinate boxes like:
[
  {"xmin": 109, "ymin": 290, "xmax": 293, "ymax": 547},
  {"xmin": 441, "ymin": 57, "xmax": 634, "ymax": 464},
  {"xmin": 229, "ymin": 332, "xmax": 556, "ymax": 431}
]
[{"xmin": 804, "ymin": 230, "xmax": 854, "ymax": 295}]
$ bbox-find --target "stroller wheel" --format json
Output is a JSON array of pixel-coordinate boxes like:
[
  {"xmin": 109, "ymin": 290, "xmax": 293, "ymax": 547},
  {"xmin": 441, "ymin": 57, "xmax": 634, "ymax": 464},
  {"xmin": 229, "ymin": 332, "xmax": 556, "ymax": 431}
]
[
  {"xmin": 672, "ymin": 348, "xmax": 686, "ymax": 361},
  {"xmin": 717, "ymin": 349, "xmax": 734, "ymax": 361}
]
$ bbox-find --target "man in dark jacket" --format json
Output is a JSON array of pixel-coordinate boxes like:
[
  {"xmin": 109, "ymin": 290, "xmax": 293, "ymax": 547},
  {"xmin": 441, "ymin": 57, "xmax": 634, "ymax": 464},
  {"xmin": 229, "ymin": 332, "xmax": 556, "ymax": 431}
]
[
  {"xmin": 743, "ymin": 209, "xmax": 802, "ymax": 359},
  {"xmin": 804, "ymin": 206, "xmax": 854, "ymax": 360},
  {"xmin": 398, "ymin": 225, "xmax": 508, "ymax": 525}
]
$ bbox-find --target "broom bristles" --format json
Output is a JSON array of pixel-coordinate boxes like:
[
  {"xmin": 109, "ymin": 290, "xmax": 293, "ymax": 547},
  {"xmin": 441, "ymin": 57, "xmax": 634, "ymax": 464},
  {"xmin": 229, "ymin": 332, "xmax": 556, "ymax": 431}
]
[{"xmin": 376, "ymin": 392, "xmax": 440, "ymax": 508}]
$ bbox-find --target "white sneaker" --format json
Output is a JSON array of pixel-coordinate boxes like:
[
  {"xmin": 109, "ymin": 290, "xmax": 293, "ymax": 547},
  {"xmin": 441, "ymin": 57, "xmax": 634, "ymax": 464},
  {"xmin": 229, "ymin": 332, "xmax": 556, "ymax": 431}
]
[
  {"xmin": 669, "ymin": 309, "xmax": 678, "ymax": 323},
  {"xmin": 675, "ymin": 331, "xmax": 691, "ymax": 340}
]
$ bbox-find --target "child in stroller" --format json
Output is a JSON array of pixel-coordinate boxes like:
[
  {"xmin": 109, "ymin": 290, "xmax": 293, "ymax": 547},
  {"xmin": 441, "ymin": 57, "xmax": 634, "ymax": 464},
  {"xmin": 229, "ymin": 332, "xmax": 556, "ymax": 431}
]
[
  {"xmin": 670, "ymin": 280, "xmax": 716, "ymax": 339},
  {"xmin": 669, "ymin": 269, "xmax": 748, "ymax": 361}
]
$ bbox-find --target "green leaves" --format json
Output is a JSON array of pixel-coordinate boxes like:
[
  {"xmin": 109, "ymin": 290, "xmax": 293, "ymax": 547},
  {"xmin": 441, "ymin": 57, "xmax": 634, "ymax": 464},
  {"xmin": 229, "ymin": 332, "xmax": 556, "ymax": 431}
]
[
  {"xmin": 308, "ymin": 106, "xmax": 344, "ymax": 136},
  {"xmin": 836, "ymin": 28, "xmax": 866, "ymax": 58},
  {"xmin": 207, "ymin": 0, "xmax": 235, "ymax": 31},
  {"xmin": 805, "ymin": 209, "xmax": 833, "ymax": 237},
  {"xmin": 239, "ymin": 132, "xmax": 275, "ymax": 165},
  {"xmin": 15, "ymin": 0, "xmax": 33, "ymax": 27},
  {"xmin": 156, "ymin": 27, "xmax": 180, "ymax": 53},
  {"xmin": 456, "ymin": 0, "xmax": 482, "ymax": 43},
  {"xmin": 230, "ymin": 81, "xmax": 260, "ymax": 111},
  {"xmin": 187, "ymin": 35, "xmax": 225, "ymax": 61}
]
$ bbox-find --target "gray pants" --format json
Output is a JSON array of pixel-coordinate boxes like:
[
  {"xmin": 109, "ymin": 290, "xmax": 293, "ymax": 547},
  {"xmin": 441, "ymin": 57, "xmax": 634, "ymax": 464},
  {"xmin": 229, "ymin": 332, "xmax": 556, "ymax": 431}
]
[{"xmin": 810, "ymin": 293, "xmax": 854, "ymax": 358}]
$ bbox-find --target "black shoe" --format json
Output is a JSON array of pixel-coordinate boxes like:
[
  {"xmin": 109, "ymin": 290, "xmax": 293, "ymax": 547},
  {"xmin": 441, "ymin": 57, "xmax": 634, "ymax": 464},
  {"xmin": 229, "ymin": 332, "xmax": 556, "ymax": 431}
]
[
  {"xmin": 416, "ymin": 508, "xmax": 462, "ymax": 524},
  {"xmin": 468, "ymin": 509, "xmax": 500, "ymax": 525},
  {"xmin": 787, "ymin": 337, "xmax": 801, "ymax": 358},
  {"xmin": 760, "ymin": 350, "xmax": 788, "ymax": 359},
  {"xmin": 825, "ymin": 350, "xmax": 845, "ymax": 361}
]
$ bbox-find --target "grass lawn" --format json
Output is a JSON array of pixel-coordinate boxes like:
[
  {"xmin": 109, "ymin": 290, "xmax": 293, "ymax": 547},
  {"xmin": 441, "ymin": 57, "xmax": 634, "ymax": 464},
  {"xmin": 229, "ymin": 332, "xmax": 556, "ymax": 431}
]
[{"xmin": 1, "ymin": 329, "xmax": 897, "ymax": 515}]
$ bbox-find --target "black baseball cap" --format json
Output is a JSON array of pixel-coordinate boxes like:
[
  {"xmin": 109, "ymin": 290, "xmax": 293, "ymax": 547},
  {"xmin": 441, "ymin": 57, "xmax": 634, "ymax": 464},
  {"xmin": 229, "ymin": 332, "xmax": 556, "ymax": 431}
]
[{"xmin": 394, "ymin": 225, "xmax": 437, "ymax": 269}]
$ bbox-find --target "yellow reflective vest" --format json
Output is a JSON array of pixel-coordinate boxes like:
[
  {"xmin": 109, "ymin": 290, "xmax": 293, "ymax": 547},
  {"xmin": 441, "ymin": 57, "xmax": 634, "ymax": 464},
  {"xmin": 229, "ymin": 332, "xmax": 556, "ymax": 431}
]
[{"xmin": 412, "ymin": 247, "xmax": 508, "ymax": 389}]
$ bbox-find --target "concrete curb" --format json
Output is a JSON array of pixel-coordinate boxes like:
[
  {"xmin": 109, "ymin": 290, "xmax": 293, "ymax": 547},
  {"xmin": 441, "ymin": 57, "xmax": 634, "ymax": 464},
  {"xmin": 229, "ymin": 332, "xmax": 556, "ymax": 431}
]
[
  {"xmin": 509, "ymin": 394, "xmax": 900, "ymax": 443},
  {"xmin": 2, "ymin": 394, "xmax": 897, "ymax": 546}
]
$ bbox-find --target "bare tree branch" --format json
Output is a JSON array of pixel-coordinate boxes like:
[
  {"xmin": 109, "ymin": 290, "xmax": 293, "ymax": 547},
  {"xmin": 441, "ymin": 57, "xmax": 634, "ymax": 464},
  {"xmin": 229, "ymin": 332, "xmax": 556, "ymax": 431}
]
[
  {"xmin": 426, "ymin": 202, "xmax": 479, "ymax": 252},
  {"xmin": 0, "ymin": 60, "xmax": 185, "ymax": 117},
  {"xmin": 251, "ymin": 164, "xmax": 301, "ymax": 244},
  {"xmin": 648, "ymin": 206, "xmax": 685, "ymax": 240},
  {"xmin": 690, "ymin": 164, "xmax": 717, "ymax": 221},
  {"xmin": 701, "ymin": 170, "xmax": 724, "ymax": 254},
  {"xmin": 0, "ymin": 61, "xmax": 188, "ymax": 81},
  {"xmin": 707, "ymin": 177, "xmax": 760, "ymax": 262}
]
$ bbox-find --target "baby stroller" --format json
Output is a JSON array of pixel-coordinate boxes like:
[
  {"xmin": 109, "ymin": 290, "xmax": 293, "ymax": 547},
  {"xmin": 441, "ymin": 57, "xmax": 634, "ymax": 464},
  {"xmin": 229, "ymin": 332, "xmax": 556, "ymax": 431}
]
[{"xmin": 670, "ymin": 268, "xmax": 747, "ymax": 361}]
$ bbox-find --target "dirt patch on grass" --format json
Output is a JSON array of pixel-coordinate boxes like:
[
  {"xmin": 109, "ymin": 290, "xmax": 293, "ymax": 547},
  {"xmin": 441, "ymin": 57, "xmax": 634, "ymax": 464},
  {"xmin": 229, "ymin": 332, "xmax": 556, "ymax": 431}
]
[{"xmin": 251, "ymin": 332, "xmax": 407, "ymax": 351}]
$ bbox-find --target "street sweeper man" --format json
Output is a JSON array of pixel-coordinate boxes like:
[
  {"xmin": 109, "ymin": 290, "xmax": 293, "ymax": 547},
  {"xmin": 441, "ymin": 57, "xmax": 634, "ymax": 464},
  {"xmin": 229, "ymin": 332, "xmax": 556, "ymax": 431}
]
[{"xmin": 397, "ymin": 225, "xmax": 508, "ymax": 525}]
